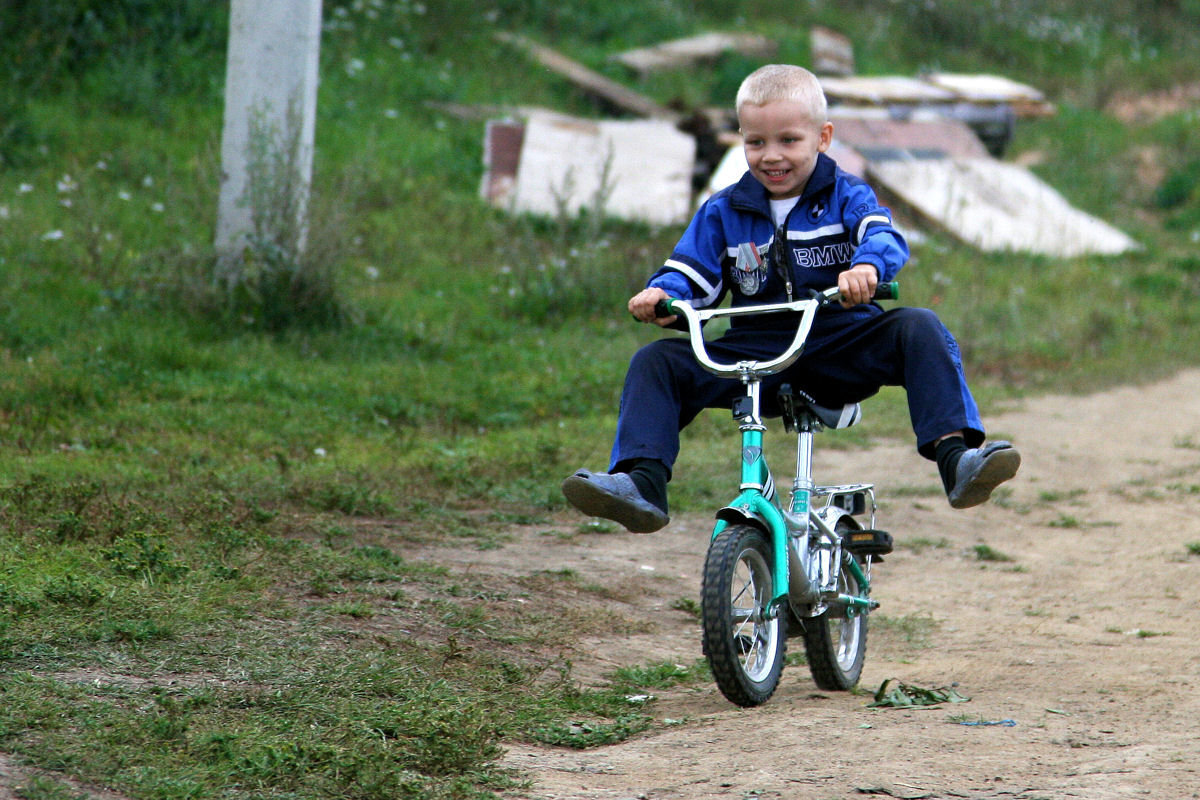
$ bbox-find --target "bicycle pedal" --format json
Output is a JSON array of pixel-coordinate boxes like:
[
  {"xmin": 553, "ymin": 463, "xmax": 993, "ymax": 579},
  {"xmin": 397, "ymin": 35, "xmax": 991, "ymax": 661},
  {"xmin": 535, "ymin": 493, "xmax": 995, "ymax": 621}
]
[{"xmin": 842, "ymin": 528, "xmax": 893, "ymax": 559}]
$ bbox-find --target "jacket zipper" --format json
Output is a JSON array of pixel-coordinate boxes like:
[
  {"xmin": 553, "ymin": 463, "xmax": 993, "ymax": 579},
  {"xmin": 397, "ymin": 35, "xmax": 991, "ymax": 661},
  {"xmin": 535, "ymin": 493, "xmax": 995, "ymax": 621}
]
[{"xmin": 770, "ymin": 223, "xmax": 794, "ymax": 301}]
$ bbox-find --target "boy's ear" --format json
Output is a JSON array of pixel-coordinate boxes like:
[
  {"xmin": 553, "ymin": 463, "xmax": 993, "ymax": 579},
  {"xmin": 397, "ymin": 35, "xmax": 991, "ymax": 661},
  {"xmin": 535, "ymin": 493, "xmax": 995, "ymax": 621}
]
[{"xmin": 817, "ymin": 121, "xmax": 834, "ymax": 152}]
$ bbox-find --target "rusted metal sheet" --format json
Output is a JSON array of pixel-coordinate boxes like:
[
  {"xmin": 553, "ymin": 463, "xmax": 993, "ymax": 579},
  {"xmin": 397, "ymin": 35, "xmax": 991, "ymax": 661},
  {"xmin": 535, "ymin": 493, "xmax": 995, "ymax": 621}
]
[
  {"xmin": 481, "ymin": 119, "xmax": 525, "ymax": 205},
  {"xmin": 831, "ymin": 110, "xmax": 990, "ymax": 160}
]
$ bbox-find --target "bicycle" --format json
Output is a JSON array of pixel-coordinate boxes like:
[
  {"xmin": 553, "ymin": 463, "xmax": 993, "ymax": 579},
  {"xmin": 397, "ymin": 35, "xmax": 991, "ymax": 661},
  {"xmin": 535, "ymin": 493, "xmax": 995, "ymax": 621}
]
[{"xmin": 656, "ymin": 284, "xmax": 898, "ymax": 707}]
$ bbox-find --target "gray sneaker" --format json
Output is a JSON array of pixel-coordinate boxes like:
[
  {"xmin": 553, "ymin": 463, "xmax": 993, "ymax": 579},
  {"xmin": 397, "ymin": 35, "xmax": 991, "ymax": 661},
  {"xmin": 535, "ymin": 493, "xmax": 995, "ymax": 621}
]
[
  {"xmin": 561, "ymin": 469, "xmax": 669, "ymax": 533},
  {"xmin": 948, "ymin": 441, "xmax": 1021, "ymax": 509}
]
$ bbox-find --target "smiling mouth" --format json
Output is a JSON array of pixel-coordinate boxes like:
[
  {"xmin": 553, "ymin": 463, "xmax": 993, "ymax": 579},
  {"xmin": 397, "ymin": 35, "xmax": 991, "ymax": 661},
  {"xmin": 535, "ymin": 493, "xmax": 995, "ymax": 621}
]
[{"xmin": 764, "ymin": 169, "xmax": 790, "ymax": 180}]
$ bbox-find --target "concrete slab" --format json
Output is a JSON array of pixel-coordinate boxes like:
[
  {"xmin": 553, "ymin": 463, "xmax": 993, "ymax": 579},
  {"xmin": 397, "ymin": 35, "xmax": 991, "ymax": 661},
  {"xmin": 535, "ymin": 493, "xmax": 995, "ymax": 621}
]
[
  {"xmin": 867, "ymin": 156, "xmax": 1139, "ymax": 256},
  {"xmin": 482, "ymin": 113, "xmax": 696, "ymax": 227}
]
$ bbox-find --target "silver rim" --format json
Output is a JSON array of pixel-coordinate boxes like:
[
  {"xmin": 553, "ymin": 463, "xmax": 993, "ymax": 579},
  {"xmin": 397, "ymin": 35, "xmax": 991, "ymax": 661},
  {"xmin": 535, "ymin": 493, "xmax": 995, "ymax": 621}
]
[
  {"xmin": 730, "ymin": 545, "xmax": 780, "ymax": 683},
  {"xmin": 831, "ymin": 559, "xmax": 863, "ymax": 672}
]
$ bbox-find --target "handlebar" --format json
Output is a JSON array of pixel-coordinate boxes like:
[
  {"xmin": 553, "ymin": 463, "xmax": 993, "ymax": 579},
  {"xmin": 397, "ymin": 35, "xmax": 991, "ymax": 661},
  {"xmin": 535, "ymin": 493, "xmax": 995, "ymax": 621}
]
[
  {"xmin": 653, "ymin": 282, "xmax": 899, "ymax": 379},
  {"xmin": 872, "ymin": 281, "xmax": 900, "ymax": 301}
]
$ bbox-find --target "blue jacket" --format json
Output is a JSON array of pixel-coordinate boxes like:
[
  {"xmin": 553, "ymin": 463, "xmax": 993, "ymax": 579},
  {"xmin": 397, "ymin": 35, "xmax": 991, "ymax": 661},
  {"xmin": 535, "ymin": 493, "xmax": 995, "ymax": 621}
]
[{"xmin": 649, "ymin": 152, "xmax": 908, "ymax": 333}]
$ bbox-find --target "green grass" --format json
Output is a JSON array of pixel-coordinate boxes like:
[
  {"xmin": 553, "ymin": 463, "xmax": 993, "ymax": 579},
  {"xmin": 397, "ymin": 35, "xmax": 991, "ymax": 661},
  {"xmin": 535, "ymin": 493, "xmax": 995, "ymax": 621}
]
[{"xmin": 2, "ymin": 1, "xmax": 1200, "ymax": 797}]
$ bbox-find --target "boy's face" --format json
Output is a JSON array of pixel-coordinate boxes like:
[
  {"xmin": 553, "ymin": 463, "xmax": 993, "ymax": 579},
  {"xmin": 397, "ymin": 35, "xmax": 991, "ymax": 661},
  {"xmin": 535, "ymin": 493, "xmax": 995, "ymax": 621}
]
[{"xmin": 739, "ymin": 100, "xmax": 833, "ymax": 200}]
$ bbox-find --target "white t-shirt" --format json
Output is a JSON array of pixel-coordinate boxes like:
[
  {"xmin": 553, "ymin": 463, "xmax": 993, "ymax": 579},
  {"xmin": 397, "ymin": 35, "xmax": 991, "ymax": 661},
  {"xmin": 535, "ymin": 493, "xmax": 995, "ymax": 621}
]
[{"xmin": 770, "ymin": 196, "xmax": 800, "ymax": 227}]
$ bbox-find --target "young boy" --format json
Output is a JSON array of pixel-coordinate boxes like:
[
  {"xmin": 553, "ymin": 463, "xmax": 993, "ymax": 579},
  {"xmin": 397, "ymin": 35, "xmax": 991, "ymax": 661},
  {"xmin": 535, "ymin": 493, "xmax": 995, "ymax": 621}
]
[{"xmin": 562, "ymin": 64, "xmax": 1019, "ymax": 533}]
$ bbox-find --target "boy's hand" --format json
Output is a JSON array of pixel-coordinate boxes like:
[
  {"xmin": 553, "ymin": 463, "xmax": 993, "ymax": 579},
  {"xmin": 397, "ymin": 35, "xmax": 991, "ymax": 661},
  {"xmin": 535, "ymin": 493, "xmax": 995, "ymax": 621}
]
[
  {"xmin": 629, "ymin": 287, "xmax": 676, "ymax": 326},
  {"xmin": 838, "ymin": 263, "xmax": 879, "ymax": 308}
]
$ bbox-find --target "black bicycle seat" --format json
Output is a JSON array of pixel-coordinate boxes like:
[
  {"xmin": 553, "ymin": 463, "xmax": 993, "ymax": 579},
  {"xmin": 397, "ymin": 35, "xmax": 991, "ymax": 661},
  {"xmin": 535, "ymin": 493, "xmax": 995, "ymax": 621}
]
[{"xmin": 777, "ymin": 384, "xmax": 861, "ymax": 431}]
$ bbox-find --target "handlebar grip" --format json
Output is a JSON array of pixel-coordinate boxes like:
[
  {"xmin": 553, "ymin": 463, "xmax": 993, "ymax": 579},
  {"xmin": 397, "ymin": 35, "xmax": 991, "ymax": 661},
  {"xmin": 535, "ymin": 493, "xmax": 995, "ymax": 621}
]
[
  {"xmin": 653, "ymin": 298, "xmax": 676, "ymax": 318},
  {"xmin": 873, "ymin": 281, "xmax": 899, "ymax": 301}
]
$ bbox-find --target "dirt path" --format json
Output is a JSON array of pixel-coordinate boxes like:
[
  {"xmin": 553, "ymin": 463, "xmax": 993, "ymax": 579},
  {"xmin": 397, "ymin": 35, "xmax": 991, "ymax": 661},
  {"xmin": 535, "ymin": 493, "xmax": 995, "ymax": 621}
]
[
  {"xmin": 8, "ymin": 371, "xmax": 1195, "ymax": 800},
  {"xmin": 478, "ymin": 370, "xmax": 1200, "ymax": 799}
]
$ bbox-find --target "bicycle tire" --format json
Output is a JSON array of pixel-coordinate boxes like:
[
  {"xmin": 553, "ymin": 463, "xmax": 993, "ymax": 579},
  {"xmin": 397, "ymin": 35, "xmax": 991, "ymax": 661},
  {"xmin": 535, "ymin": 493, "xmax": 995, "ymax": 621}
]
[
  {"xmin": 701, "ymin": 524, "xmax": 786, "ymax": 707},
  {"xmin": 801, "ymin": 518, "xmax": 868, "ymax": 691}
]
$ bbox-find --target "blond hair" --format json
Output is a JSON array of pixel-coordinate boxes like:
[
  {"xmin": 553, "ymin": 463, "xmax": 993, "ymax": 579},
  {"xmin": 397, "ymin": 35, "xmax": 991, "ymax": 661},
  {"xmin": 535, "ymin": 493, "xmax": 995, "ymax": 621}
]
[{"xmin": 735, "ymin": 64, "xmax": 827, "ymax": 122}]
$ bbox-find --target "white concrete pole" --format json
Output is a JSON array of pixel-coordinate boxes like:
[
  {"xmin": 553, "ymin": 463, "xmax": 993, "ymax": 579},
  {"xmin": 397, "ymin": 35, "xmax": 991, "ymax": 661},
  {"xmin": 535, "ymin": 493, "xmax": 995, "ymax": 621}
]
[{"xmin": 215, "ymin": 0, "xmax": 323, "ymax": 259}]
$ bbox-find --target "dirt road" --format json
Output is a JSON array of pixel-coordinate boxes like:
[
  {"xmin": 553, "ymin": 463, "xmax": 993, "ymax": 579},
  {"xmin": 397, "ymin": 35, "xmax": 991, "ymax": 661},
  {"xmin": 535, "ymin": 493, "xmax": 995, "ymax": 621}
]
[{"xmin": 487, "ymin": 370, "xmax": 1200, "ymax": 799}]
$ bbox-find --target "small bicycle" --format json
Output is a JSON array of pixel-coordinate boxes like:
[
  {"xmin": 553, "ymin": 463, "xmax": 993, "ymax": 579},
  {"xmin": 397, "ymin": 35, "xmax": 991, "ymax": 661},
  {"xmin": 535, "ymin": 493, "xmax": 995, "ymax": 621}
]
[{"xmin": 657, "ymin": 285, "xmax": 897, "ymax": 707}]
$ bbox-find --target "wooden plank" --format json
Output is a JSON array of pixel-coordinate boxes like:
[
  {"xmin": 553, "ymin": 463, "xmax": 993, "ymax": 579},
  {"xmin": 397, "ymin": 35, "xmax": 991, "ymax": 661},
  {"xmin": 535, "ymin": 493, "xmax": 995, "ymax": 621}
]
[
  {"xmin": 495, "ymin": 32, "xmax": 679, "ymax": 122},
  {"xmin": 810, "ymin": 26, "xmax": 854, "ymax": 77},
  {"xmin": 925, "ymin": 72, "xmax": 1055, "ymax": 117},
  {"xmin": 822, "ymin": 73, "xmax": 1054, "ymax": 119},
  {"xmin": 613, "ymin": 32, "xmax": 776, "ymax": 74},
  {"xmin": 820, "ymin": 75, "xmax": 958, "ymax": 106}
]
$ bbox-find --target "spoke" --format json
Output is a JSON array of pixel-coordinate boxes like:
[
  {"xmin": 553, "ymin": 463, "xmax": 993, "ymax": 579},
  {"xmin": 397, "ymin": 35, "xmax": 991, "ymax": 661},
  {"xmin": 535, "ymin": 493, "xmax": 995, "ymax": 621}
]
[
  {"xmin": 731, "ymin": 573, "xmax": 755, "ymax": 607},
  {"xmin": 744, "ymin": 635, "xmax": 762, "ymax": 670}
]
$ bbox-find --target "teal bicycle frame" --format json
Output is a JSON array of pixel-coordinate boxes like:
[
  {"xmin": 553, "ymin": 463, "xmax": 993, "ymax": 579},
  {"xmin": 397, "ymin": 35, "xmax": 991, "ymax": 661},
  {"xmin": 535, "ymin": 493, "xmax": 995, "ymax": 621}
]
[{"xmin": 663, "ymin": 289, "xmax": 879, "ymax": 620}]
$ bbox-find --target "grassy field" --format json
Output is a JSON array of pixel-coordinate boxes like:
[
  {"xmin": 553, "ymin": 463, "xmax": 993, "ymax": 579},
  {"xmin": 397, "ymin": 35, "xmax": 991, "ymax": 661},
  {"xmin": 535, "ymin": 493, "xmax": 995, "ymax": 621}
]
[{"xmin": 2, "ymin": 1, "xmax": 1199, "ymax": 797}]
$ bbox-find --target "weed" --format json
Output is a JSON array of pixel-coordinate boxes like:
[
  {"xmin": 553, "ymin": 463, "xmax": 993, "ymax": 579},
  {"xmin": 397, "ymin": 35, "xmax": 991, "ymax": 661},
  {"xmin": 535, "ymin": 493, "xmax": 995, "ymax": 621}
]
[
  {"xmin": 103, "ymin": 531, "xmax": 190, "ymax": 583},
  {"xmin": 40, "ymin": 574, "xmax": 104, "ymax": 608},
  {"xmin": 670, "ymin": 596, "xmax": 702, "ymax": 617},
  {"xmin": 12, "ymin": 776, "xmax": 92, "ymax": 800},
  {"xmin": 611, "ymin": 661, "xmax": 703, "ymax": 690},
  {"xmin": 532, "ymin": 714, "xmax": 652, "ymax": 748},
  {"xmin": 205, "ymin": 100, "xmax": 352, "ymax": 333},
  {"xmin": 889, "ymin": 485, "xmax": 944, "ymax": 498},
  {"xmin": 897, "ymin": 536, "xmax": 951, "ymax": 554},
  {"xmin": 973, "ymin": 544, "xmax": 1014, "ymax": 562},
  {"xmin": 294, "ymin": 481, "xmax": 395, "ymax": 517},
  {"xmin": 328, "ymin": 601, "xmax": 374, "ymax": 619},
  {"xmin": 784, "ymin": 651, "xmax": 810, "ymax": 668},
  {"xmin": 1038, "ymin": 488, "xmax": 1087, "ymax": 503},
  {"xmin": 873, "ymin": 612, "xmax": 941, "ymax": 648}
]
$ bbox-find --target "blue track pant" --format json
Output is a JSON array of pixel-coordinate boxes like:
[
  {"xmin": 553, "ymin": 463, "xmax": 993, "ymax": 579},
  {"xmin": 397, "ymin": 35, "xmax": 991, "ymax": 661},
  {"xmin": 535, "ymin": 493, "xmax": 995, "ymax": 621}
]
[{"xmin": 609, "ymin": 306, "xmax": 984, "ymax": 474}]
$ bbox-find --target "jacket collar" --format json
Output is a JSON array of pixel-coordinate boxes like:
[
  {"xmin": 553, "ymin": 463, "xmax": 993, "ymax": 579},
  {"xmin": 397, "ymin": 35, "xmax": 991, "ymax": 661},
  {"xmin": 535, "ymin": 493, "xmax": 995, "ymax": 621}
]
[{"xmin": 728, "ymin": 151, "xmax": 838, "ymax": 218}]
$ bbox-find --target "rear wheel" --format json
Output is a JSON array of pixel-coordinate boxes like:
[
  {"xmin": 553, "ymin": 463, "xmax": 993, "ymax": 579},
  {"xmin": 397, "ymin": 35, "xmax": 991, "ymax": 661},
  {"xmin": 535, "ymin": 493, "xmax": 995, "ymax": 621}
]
[
  {"xmin": 801, "ymin": 520, "xmax": 868, "ymax": 690},
  {"xmin": 701, "ymin": 525, "xmax": 786, "ymax": 707}
]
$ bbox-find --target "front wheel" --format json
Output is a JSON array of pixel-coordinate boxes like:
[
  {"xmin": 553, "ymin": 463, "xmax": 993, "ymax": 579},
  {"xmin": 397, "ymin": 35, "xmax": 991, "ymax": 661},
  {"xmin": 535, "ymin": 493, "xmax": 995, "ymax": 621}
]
[
  {"xmin": 701, "ymin": 525, "xmax": 786, "ymax": 707},
  {"xmin": 801, "ymin": 542, "xmax": 868, "ymax": 691}
]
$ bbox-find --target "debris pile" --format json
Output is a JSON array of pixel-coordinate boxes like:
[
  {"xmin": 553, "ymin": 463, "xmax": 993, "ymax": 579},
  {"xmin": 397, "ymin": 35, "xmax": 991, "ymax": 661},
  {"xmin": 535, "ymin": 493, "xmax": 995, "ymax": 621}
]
[{"xmin": 472, "ymin": 29, "xmax": 1137, "ymax": 256}]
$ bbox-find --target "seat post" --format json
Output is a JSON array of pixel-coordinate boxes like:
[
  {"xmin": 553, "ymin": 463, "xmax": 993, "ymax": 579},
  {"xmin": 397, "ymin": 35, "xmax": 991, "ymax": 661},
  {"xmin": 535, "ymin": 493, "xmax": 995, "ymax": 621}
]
[{"xmin": 791, "ymin": 426, "xmax": 815, "ymax": 517}]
